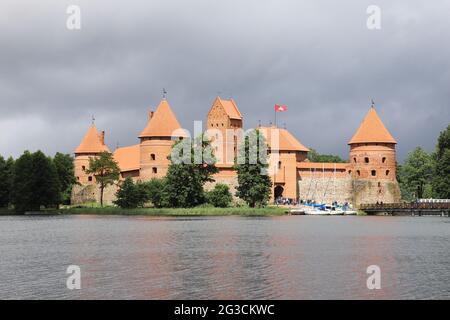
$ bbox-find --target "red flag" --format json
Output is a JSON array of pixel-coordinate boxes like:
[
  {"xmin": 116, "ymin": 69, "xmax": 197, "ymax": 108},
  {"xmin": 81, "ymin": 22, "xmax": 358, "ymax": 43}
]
[{"xmin": 275, "ymin": 104, "xmax": 287, "ymax": 112}]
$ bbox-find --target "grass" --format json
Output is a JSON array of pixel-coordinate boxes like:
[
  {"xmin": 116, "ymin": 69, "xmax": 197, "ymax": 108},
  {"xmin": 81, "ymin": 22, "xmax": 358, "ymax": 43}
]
[{"xmin": 63, "ymin": 205, "xmax": 287, "ymax": 217}]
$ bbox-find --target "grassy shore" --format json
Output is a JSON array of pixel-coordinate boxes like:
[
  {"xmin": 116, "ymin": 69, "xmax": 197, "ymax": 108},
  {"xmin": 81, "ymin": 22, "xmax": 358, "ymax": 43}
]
[{"xmin": 63, "ymin": 206, "xmax": 287, "ymax": 217}]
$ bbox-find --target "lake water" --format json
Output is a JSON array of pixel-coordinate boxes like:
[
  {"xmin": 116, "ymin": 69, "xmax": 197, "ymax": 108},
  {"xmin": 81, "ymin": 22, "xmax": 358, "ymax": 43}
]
[{"xmin": 0, "ymin": 215, "xmax": 449, "ymax": 299}]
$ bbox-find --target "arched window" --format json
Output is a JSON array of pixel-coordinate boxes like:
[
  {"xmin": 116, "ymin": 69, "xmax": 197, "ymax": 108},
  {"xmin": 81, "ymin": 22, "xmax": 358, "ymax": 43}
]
[
  {"xmin": 371, "ymin": 170, "xmax": 377, "ymax": 177},
  {"xmin": 357, "ymin": 170, "xmax": 361, "ymax": 176},
  {"xmin": 364, "ymin": 157, "xmax": 369, "ymax": 164},
  {"xmin": 150, "ymin": 154, "xmax": 156, "ymax": 161},
  {"xmin": 152, "ymin": 167, "xmax": 157, "ymax": 174},
  {"xmin": 386, "ymin": 170, "xmax": 390, "ymax": 176},
  {"xmin": 82, "ymin": 165, "xmax": 86, "ymax": 171},
  {"xmin": 382, "ymin": 157, "xmax": 386, "ymax": 163},
  {"xmin": 353, "ymin": 157, "xmax": 357, "ymax": 163},
  {"xmin": 348, "ymin": 170, "xmax": 352, "ymax": 175},
  {"xmin": 88, "ymin": 176, "xmax": 93, "ymax": 182},
  {"xmin": 278, "ymin": 161, "xmax": 281, "ymax": 169}
]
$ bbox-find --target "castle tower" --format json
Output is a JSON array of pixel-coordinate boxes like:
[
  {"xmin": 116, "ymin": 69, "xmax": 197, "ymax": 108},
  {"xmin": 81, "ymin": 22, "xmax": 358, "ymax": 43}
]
[
  {"xmin": 139, "ymin": 99, "xmax": 186, "ymax": 180},
  {"xmin": 74, "ymin": 124, "xmax": 110, "ymax": 185},
  {"xmin": 206, "ymin": 97, "xmax": 243, "ymax": 165},
  {"xmin": 348, "ymin": 104, "xmax": 400, "ymax": 205}
]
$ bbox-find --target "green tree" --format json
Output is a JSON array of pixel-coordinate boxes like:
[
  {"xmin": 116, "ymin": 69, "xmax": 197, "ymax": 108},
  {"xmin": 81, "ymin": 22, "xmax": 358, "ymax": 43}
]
[
  {"xmin": 307, "ymin": 148, "xmax": 346, "ymax": 163},
  {"xmin": 53, "ymin": 152, "xmax": 77, "ymax": 205},
  {"xmin": 11, "ymin": 151, "xmax": 60, "ymax": 212},
  {"xmin": 432, "ymin": 124, "xmax": 450, "ymax": 198},
  {"xmin": 114, "ymin": 177, "xmax": 141, "ymax": 209},
  {"xmin": 0, "ymin": 156, "xmax": 14, "ymax": 207},
  {"xmin": 235, "ymin": 129, "xmax": 272, "ymax": 207},
  {"xmin": 206, "ymin": 183, "xmax": 233, "ymax": 207},
  {"xmin": 140, "ymin": 178, "xmax": 166, "ymax": 208},
  {"xmin": 164, "ymin": 135, "xmax": 218, "ymax": 207},
  {"xmin": 398, "ymin": 147, "xmax": 434, "ymax": 200},
  {"xmin": 85, "ymin": 151, "xmax": 120, "ymax": 207}
]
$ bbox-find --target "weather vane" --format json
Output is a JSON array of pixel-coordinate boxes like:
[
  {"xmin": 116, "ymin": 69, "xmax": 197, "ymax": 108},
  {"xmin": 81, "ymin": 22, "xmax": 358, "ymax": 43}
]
[
  {"xmin": 163, "ymin": 88, "xmax": 167, "ymax": 99},
  {"xmin": 371, "ymin": 99, "xmax": 375, "ymax": 107},
  {"xmin": 91, "ymin": 115, "xmax": 95, "ymax": 124}
]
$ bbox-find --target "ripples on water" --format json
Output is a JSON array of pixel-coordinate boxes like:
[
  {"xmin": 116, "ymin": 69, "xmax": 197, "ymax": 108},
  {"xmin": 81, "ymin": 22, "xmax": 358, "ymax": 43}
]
[{"xmin": 0, "ymin": 215, "xmax": 449, "ymax": 299}]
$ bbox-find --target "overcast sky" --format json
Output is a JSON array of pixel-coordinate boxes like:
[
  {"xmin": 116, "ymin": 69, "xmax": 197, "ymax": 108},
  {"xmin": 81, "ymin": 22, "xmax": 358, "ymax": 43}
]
[{"xmin": 1, "ymin": 0, "xmax": 449, "ymax": 161}]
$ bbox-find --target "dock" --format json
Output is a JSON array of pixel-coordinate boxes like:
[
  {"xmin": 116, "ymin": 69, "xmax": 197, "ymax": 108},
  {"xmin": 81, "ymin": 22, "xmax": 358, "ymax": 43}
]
[{"xmin": 360, "ymin": 203, "xmax": 450, "ymax": 217}]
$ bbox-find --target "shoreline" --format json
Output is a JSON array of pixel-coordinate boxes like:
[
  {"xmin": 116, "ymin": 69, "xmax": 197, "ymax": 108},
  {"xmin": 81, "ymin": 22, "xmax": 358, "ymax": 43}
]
[{"xmin": 0, "ymin": 206, "xmax": 287, "ymax": 217}]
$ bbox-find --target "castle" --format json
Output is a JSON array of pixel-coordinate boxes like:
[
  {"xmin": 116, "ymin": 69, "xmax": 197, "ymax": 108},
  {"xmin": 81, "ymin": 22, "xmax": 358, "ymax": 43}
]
[{"xmin": 71, "ymin": 97, "xmax": 401, "ymax": 207}]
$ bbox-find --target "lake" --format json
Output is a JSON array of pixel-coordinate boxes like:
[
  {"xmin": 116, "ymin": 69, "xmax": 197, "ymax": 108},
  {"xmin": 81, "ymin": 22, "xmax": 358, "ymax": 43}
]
[{"xmin": 0, "ymin": 215, "xmax": 449, "ymax": 299}]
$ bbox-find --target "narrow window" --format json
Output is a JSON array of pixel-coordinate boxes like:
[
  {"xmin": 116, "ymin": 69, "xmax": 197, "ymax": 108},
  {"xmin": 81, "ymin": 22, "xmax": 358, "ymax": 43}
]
[
  {"xmin": 348, "ymin": 170, "xmax": 352, "ymax": 175},
  {"xmin": 82, "ymin": 165, "xmax": 86, "ymax": 171},
  {"xmin": 278, "ymin": 161, "xmax": 282, "ymax": 169},
  {"xmin": 152, "ymin": 167, "xmax": 157, "ymax": 174},
  {"xmin": 364, "ymin": 157, "xmax": 369, "ymax": 164},
  {"xmin": 88, "ymin": 176, "xmax": 93, "ymax": 182},
  {"xmin": 357, "ymin": 170, "xmax": 360, "ymax": 176},
  {"xmin": 382, "ymin": 157, "xmax": 386, "ymax": 163},
  {"xmin": 371, "ymin": 170, "xmax": 376, "ymax": 177},
  {"xmin": 353, "ymin": 157, "xmax": 357, "ymax": 163},
  {"xmin": 150, "ymin": 154, "xmax": 156, "ymax": 161},
  {"xmin": 386, "ymin": 170, "xmax": 390, "ymax": 176}
]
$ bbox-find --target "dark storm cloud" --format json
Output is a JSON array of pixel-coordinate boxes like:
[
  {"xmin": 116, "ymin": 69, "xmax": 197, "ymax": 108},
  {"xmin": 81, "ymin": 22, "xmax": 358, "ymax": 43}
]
[{"xmin": 1, "ymin": 0, "xmax": 449, "ymax": 160}]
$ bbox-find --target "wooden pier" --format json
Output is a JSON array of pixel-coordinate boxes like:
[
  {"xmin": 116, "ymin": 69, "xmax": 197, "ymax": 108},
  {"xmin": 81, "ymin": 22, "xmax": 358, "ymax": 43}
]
[{"xmin": 360, "ymin": 202, "xmax": 450, "ymax": 216}]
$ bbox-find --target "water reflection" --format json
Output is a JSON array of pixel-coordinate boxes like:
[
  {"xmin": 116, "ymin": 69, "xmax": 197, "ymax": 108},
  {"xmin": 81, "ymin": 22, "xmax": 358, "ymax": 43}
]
[{"xmin": 0, "ymin": 215, "xmax": 449, "ymax": 299}]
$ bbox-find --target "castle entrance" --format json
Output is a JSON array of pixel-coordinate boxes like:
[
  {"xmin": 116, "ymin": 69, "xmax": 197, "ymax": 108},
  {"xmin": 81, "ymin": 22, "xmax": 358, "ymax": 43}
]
[{"xmin": 274, "ymin": 185, "xmax": 284, "ymax": 199}]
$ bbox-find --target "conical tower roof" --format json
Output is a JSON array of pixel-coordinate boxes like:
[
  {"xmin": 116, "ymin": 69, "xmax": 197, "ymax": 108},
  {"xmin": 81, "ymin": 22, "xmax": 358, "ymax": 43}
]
[
  {"xmin": 139, "ymin": 99, "xmax": 187, "ymax": 138},
  {"xmin": 75, "ymin": 124, "xmax": 110, "ymax": 154},
  {"xmin": 348, "ymin": 106, "xmax": 396, "ymax": 144}
]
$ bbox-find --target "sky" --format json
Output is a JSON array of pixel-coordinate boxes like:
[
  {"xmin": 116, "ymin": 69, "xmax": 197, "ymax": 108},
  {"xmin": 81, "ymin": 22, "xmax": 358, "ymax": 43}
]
[{"xmin": 0, "ymin": 0, "xmax": 449, "ymax": 161}]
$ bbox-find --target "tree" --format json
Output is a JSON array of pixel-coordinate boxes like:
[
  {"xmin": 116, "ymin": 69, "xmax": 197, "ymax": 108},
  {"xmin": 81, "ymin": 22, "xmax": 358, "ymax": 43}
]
[
  {"xmin": 206, "ymin": 183, "xmax": 233, "ymax": 207},
  {"xmin": 432, "ymin": 124, "xmax": 450, "ymax": 198},
  {"xmin": 11, "ymin": 151, "xmax": 60, "ymax": 212},
  {"xmin": 164, "ymin": 135, "xmax": 218, "ymax": 207},
  {"xmin": 53, "ymin": 153, "xmax": 77, "ymax": 205},
  {"xmin": 140, "ymin": 178, "xmax": 166, "ymax": 208},
  {"xmin": 114, "ymin": 177, "xmax": 141, "ymax": 209},
  {"xmin": 234, "ymin": 129, "xmax": 272, "ymax": 207},
  {"xmin": 397, "ymin": 147, "xmax": 434, "ymax": 200},
  {"xmin": 85, "ymin": 151, "xmax": 120, "ymax": 207},
  {"xmin": 0, "ymin": 156, "xmax": 14, "ymax": 208},
  {"xmin": 307, "ymin": 148, "xmax": 346, "ymax": 163}
]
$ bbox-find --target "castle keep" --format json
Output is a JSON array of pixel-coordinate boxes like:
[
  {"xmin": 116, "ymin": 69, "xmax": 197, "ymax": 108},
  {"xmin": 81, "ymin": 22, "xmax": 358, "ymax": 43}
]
[{"xmin": 71, "ymin": 98, "xmax": 401, "ymax": 207}]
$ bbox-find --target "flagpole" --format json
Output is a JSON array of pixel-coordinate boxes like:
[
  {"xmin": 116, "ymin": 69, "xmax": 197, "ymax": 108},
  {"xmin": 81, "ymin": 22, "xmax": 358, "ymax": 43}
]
[{"xmin": 274, "ymin": 107, "xmax": 277, "ymax": 127}]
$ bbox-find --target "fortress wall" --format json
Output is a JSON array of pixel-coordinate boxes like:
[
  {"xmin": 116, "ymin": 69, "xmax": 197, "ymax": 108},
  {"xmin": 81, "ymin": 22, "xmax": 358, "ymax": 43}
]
[
  {"xmin": 353, "ymin": 179, "xmax": 401, "ymax": 206},
  {"xmin": 71, "ymin": 184, "xmax": 118, "ymax": 206},
  {"xmin": 297, "ymin": 176, "xmax": 353, "ymax": 205}
]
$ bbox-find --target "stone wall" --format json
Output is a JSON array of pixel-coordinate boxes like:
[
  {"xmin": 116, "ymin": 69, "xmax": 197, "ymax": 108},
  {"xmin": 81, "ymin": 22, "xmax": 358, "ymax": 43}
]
[
  {"xmin": 352, "ymin": 179, "xmax": 401, "ymax": 206},
  {"xmin": 71, "ymin": 183, "xmax": 118, "ymax": 206},
  {"xmin": 298, "ymin": 176, "xmax": 353, "ymax": 205}
]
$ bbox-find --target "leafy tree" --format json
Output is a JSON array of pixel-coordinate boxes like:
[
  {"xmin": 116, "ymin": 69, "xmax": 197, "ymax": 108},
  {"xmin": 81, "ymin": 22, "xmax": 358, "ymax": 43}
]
[
  {"xmin": 234, "ymin": 129, "xmax": 272, "ymax": 207},
  {"xmin": 206, "ymin": 183, "xmax": 233, "ymax": 207},
  {"xmin": 397, "ymin": 147, "xmax": 434, "ymax": 200},
  {"xmin": 0, "ymin": 156, "xmax": 14, "ymax": 207},
  {"xmin": 114, "ymin": 177, "xmax": 141, "ymax": 209},
  {"xmin": 164, "ymin": 135, "xmax": 218, "ymax": 207},
  {"xmin": 307, "ymin": 148, "xmax": 346, "ymax": 163},
  {"xmin": 140, "ymin": 178, "xmax": 166, "ymax": 208},
  {"xmin": 432, "ymin": 124, "xmax": 450, "ymax": 198},
  {"xmin": 11, "ymin": 151, "xmax": 60, "ymax": 212},
  {"xmin": 53, "ymin": 153, "xmax": 77, "ymax": 205},
  {"xmin": 85, "ymin": 151, "xmax": 120, "ymax": 207}
]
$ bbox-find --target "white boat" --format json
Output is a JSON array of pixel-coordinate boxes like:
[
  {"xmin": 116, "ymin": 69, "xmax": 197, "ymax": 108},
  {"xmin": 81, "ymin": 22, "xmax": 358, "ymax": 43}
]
[
  {"xmin": 344, "ymin": 210, "xmax": 358, "ymax": 215},
  {"xmin": 305, "ymin": 207, "xmax": 331, "ymax": 215}
]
